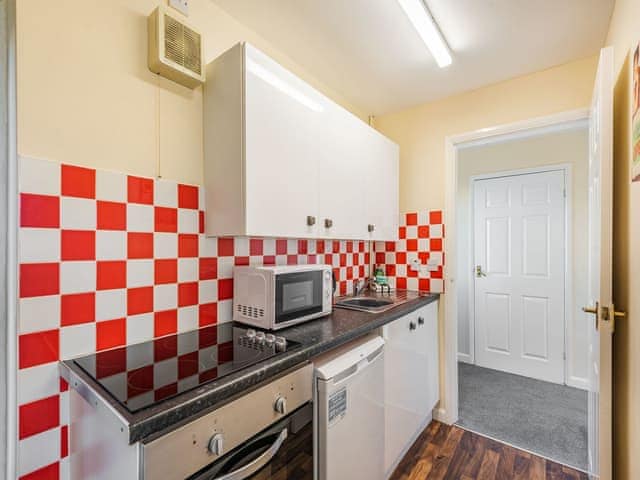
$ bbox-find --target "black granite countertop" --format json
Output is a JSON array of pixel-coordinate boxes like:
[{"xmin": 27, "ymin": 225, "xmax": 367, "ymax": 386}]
[{"xmin": 60, "ymin": 291, "xmax": 439, "ymax": 444}]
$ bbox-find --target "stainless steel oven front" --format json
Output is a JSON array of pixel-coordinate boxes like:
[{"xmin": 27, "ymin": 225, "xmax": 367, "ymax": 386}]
[{"xmin": 142, "ymin": 365, "xmax": 313, "ymax": 480}]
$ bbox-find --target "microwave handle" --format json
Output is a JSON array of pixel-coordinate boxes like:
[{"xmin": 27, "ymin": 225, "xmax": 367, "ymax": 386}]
[{"xmin": 213, "ymin": 428, "xmax": 288, "ymax": 480}]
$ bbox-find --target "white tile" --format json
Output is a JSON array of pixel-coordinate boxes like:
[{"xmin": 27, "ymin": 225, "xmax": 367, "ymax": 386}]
[
  {"xmin": 177, "ymin": 209, "xmax": 199, "ymax": 234},
  {"xmin": 406, "ymin": 277, "xmax": 419, "ymax": 292},
  {"xmin": 234, "ymin": 237, "xmax": 249, "ymax": 256},
  {"xmin": 199, "ymin": 346, "xmax": 218, "ymax": 370},
  {"xmin": 154, "ymin": 284, "xmax": 177, "ymax": 311},
  {"xmin": 217, "ymin": 299, "xmax": 233, "ymax": 324},
  {"xmin": 127, "ymin": 259, "xmax": 154, "ymax": 288},
  {"xmin": 126, "ymin": 313, "xmax": 154, "ymax": 345},
  {"xmin": 406, "ymin": 226, "xmax": 418, "ymax": 239},
  {"xmin": 418, "ymin": 239, "xmax": 429, "ymax": 252},
  {"xmin": 96, "ymin": 169, "xmax": 127, "ymax": 202},
  {"xmin": 60, "ymin": 262, "xmax": 96, "ymax": 294},
  {"xmin": 60, "ymin": 197, "xmax": 96, "ymax": 230},
  {"xmin": 262, "ymin": 238, "xmax": 275, "ymax": 256},
  {"xmin": 19, "ymin": 228, "xmax": 60, "ymax": 263},
  {"xmin": 198, "ymin": 187, "xmax": 206, "ymax": 211},
  {"xmin": 417, "ymin": 211, "xmax": 429, "ymax": 226},
  {"xmin": 60, "ymin": 323, "xmax": 96, "ymax": 359},
  {"xmin": 153, "ymin": 358, "xmax": 178, "ymax": 387},
  {"xmin": 155, "ymin": 179, "xmax": 178, "ymax": 207},
  {"xmin": 199, "ymin": 280, "xmax": 217, "ymax": 303},
  {"xmin": 19, "ymin": 156, "xmax": 60, "ymax": 196},
  {"xmin": 99, "ymin": 372, "xmax": 127, "ymax": 400},
  {"xmin": 95, "ymin": 289, "xmax": 126, "ymax": 321},
  {"xmin": 178, "ymin": 258, "xmax": 198, "ymax": 282},
  {"xmin": 275, "ymin": 255, "xmax": 287, "ymax": 266},
  {"xmin": 217, "ymin": 257, "xmax": 234, "ymax": 279},
  {"xmin": 96, "ymin": 230, "xmax": 127, "ymax": 260},
  {"xmin": 17, "ymin": 362, "xmax": 60, "ymax": 405},
  {"xmin": 199, "ymin": 236, "xmax": 217, "ymax": 257},
  {"xmin": 429, "ymin": 224, "xmax": 443, "ymax": 238},
  {"xmin": 177, "ymin": 375, "xmax": 199, "ymax": 392},
  {"xmin": 429, "ymin": 252, "xmax": 443, "ymax": 264},
  {"xmin": 154, "ymin": 233, "xmax": 177, "ymax": 259},
  {"xmin": 59, "ymin": 390, "xmax": 69, "ymax": 425},
  {"xmin": 19, "ymin": 295, "xmax": 60, "ymax": 334},
  {"xmin": 127, "ymin": 204, "xmax": 154, "ymax": 232},
  {"xmin": 396, "ymin": 264, "xmax": 407, "ymax": 276},
  {"xmin": 430, "ymin": 279, "xmax": 444, "ymax": 293},
  {"xmin": 18, "ymin": 427, "xmax": 61, "ymax": 477},
  {"xmin": 287, "ymin": 239, "xmax": 297, "ymax": 254},
  {"xmin": 396, "ymin": 239, "xmax": 407, "ymax": 252},
  {"xmin": 59, "ymin": 457, "xmax": 70, "ymax": 480},
  {"xmin": 126, "ymin": 391, "xmax": 155, "ymax": 411},
  {"xmin": 297, "ymin": 255, "xmax": 308, "ymax": 265},
  {"xmin": 126, "ymin": 341, "xmax": 153, "ymax": 370},
  {"xmin": 177, "ymin": 306, "xmax": 198, "ymax": 334}
]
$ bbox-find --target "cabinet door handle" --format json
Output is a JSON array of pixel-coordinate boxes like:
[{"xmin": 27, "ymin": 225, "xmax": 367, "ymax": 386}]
[
  {"xmin": 418, "ymin": 316, "xmax": 424, "ymax": 326},
  {"xmin": 368, "ymin": 224, "xmax": 375, "ymax": 233},
  {"xmin": 324, "ymin": 218, "xmax": 333, "ymax": 228},
  {"xmin": 307, "ymin": 216, "xmax": 316, "ymax": 226},
  {"xmin": 409, "ymin": 321, "xmax": 417, "ymax": 331}
]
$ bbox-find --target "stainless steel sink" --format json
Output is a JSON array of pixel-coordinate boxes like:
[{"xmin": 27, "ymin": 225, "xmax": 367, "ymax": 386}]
[{"xmin": 334, "ymin": 296, "xmax": 396, "ymax": 313}]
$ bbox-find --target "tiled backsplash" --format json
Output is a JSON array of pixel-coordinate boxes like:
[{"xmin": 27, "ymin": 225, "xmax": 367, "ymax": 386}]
[
  {"xmin": 16, "ymin": 156, "xmax": 370, "ymax": 479},
  {"xmin": 374, "ymin": 211, "xmax": 445, "ymax": 293}
]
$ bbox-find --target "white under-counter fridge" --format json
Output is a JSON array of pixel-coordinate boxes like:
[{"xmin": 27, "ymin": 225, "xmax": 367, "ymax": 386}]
[{"xmin": 314, "ymin": 334, "xmax": 385, "ymax": 480}]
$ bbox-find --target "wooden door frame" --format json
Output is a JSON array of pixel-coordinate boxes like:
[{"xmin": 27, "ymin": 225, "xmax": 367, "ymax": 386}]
[
  {"xmin": 467, "ymin": 164, "xmax": 576, "ymax": 387},
  {"xmin": 438, "ymin": 108, "xmax": 589, "ymax": 425}
]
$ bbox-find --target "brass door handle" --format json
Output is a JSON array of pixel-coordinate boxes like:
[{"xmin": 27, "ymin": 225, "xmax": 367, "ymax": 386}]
[
  {"xmin": 582, "ymin": 305, "xmax": 598, "ymax": 315},
  {"xmin": 583, "ymin": 302, "xmax": 625, "ymax": 332},
  {"xmin": 475, "ymin": 265, "xmax": 487, "ymax": 278}
]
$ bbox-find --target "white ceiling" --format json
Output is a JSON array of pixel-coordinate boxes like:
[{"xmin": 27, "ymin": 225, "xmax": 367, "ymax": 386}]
[{"xmin": 211, "ymin": 0, "xmax": 614, "ymax": 115}]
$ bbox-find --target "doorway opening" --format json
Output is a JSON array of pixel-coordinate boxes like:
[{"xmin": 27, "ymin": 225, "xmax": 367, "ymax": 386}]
[{"xmin": 452, "ymin": 118, "xmax": 590, "ymax": 470}]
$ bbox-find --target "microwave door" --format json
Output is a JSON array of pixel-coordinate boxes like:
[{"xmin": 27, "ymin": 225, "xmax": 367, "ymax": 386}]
[{"xmin": 275, "ymin": 271, "xmax": 323, "ymax": 324}]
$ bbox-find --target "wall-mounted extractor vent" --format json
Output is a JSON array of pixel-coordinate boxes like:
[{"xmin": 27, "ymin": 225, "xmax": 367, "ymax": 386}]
[{"xmin": 148, "ymin": 6, "xmax": 204, "ymax": 89}]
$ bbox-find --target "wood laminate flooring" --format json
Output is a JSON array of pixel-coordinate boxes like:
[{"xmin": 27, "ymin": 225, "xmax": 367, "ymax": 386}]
[{"xmin": 389, "ymin": 421, "xmax": 588, "ymax": 480}]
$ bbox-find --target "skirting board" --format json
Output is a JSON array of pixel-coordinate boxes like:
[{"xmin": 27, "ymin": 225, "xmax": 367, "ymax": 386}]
[{"xmin": 457, "ymin": 353, "xmax": 472, "ymax": 364}]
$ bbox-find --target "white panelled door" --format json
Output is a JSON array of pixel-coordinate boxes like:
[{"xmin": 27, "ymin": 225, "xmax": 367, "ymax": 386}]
[{"xmin": 473, "ymin": 170, "xmax": 566, "ymax": 383}]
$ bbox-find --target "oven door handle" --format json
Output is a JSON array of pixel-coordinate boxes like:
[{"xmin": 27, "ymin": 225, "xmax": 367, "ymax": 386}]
[{"xmin": 214, "ymin": 427, "xmax": 288, "ymax": 480}]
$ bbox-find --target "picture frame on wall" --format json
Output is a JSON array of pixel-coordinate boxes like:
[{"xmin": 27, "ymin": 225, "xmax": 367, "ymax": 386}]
[{"xmin": 632, "ymin": 42, "xmax": 640, "ymax": 182}]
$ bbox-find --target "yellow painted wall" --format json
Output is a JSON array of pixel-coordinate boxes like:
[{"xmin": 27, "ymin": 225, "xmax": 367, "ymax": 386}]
[
  {"xmin": 603, "ymin": 1, "xmax": 640, "ymax": 478},
  {"xmin": 16, "ymin": 0, "xmax": 366, "ymax": 186},
  {"xmin": 375, "ymin": 56, "xmax": 598, "ymax": 213}
]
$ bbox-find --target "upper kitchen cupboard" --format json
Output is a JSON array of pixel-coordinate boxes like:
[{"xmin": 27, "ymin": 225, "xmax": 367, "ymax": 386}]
[{"xmin": 203, "ymin": 42, "xmax": 399, "ymax": 240}]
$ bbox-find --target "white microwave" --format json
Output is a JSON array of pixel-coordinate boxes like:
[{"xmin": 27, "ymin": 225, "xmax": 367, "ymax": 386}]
[{"xmin": 233, "ymin": 264, "xmax": 333, "ymax": 330}]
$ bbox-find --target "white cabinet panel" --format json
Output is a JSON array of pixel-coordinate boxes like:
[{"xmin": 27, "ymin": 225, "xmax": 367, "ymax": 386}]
[{"xmin": 366, "ymin": 129, "xmax": 399, "ymax": 241}]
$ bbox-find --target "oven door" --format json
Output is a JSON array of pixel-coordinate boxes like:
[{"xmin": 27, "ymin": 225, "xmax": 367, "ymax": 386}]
[
  {"xmin": 274, "ymin": 270, "xmax": 324, "ymax": 325},
  {"xmin": 188, "ymin": 405, "xmax": 312, "ymax": 480}
]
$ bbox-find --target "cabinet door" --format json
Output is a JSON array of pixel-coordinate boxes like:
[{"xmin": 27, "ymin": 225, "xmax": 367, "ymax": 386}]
[
  {"xmin": 366, "ymin": 131, "xmax": 399, "ymax": 241},
  {"xmin": 415, "ymin": 301, "xmax": 440, "ymax": 416},
  {"xmin": 243, "ymin": 45, "xmax": 326, "ymax": 238},
  {"xmin": 317, "ymin": 104, "xmax": 366, "ymax": 240}
]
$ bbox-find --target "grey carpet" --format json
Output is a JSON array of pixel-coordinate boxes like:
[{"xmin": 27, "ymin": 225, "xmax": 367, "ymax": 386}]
[{"xmin": 457, "ymin": 362, "xmax": 588, "ymax": 471}]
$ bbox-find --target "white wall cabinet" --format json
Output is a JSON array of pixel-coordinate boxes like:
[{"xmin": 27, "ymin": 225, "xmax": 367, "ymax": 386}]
[
  {"xmin": 204, "ymin": 42, "xmax": 398, "ymax": 240},
  {"xmin": 382, "ymin": 300, "xmax": 439, "ymax": 478}
]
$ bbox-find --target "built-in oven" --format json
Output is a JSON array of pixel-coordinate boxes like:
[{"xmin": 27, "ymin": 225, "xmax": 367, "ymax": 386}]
[{"xmin": 233, "ymin": 265, "xmax": 333, "ymax": 330}]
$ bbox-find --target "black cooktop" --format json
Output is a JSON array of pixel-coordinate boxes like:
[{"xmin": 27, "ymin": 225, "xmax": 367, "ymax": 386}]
[{"xmin": 73, "ymin": 323, "xmax": 301, "ymax": 413}]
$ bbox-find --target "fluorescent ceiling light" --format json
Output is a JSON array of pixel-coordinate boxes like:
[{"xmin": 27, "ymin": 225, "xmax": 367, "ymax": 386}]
[
  {"xmin": 246, "ymin": 58, "xmax": 324, "ymax": 112},
  {"xmin": 397, "ymin": 0, "xmax": 452, "ymax": 68}
]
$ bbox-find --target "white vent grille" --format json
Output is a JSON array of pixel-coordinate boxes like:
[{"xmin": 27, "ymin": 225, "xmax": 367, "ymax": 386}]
[
  {"xmin": 236, "ymin": 304, "xmax": 265, "ymax": 319},
  {"xmin": 164, "ymin": 14, "xmax": 202, "ymax": 76}
]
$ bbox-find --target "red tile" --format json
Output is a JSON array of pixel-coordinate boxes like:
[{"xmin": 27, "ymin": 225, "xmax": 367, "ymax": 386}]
[
  {"xmin": 218, "ymin": 279, "xmax": 233, "ymax": 301},
  {"xmin": 397, "ymin": 277, "xmax": 407, "ymax": 289},
  {"xmin": 154, "ymin": 207, "xmax": 177, "ymax": 233},
  {"xmin": 325, "ymin": 254, "xmax": 333, "ymax": 265},
  {"xmin": 61, "ymin": 293, "xmax": 95, "ymax": 326},
  {"xmin": 61, "ymin": 230, "xmax": 95, "ymax": 261},
  {"xmin": 154, "ymin": 259, "xmax": 177, "ymax": 284},
  {"xmin": 263, "ymin": 255, "xmax": 276, "ymax": 266},
  {"xmin": 418, "ymin": 225, "xmax": 430, "ymax": 238},
  {"xmin": 406, "ymin": 212, "xmax": 418, "ymax": 226},
  {"xmin": 127, "ymin": 286, "xmax": 153, "ymax": 315},
  {"xmin": 339, "ymin": 281, "xmax": 347, "ymax": 295},
  {"xmin": 429, "ymin": 211, "xmax": 442, "ymax": 224},
  {"xmin": 199, "ymin": 326, "xmax": 218, "ymax": 348},
  {"xmin": 419, "ymin": 278, "xmax": 431, "ymax": 291},
  {"xmin": 286, "ymin": 255, "xmax": 297, "ymax": 265},
  {"xmin": 365, "ymin": 252, "xmax": 370, "ymax": 264},
  {"xmin": 339, "ymin": 254, "xmax": 347, "ymax": 267},
  {"xmin": 386, "ymin": 264, "xmax": 396, "ymax": 276},
  {"xmin": 199, "ymin": 258, "xmax": 217, "ymax": 280},
  {"xmin": 154, "ymin": 335, "xmax": 177, "ymax": 362},
  {"xmin": 59, "ymin": 378, "xmax": 69, "ymax": 392},
  {"xmin": 385, "ymin": 241, "xmax": 395, "ymax": 252},
  {"xmin": 199, "ymin": 302, "xmax": 218, "ymax": 326},
  {"xmin": 154, "ymin": 309, "xmax": 177, "ymax": 337},
  {"xmin": 178, "ymin": 282, "xmax": 198, "ymax": 307},
  {"xmin": 309, "ymin": 254, "xmax": 317, "ymax": 264},
  {"xmin": 127, "ymin": 365, "xmax": 154, "ymax": 398},
  {"xmin": 375, "ymin": 252, "xmax": 385, "ymax": 264},
  {"xmin": 199, "ymin": 368, "xmax": 218, "ymax": 383},
  {"xmin": 274, "ymin": 239, "xmax": 288, "ymax": 255},
  {"xmin": 359, "ymin": 241, "xmax": 366, "ymax": 253},
  {"xmin": 97, "ymin": 260, "xmax": 126, "ymax": 290},
  {"xmin": 61, "ymin": 164, "xmax": 95, "ymax": 199},
  {"xmin": 97, "ymin": 201, "xmax": 126, "ymax": 230},
  {"xmin": 96, "ymin": 318, "xmax": 126, "ymax": 351},
  {"xmin": 20, "ymin": 194, "xmax": 59, "ymax": 228},
  {"xmin": 199, "ymin": 211, "xmax": 205, "ymax": 234},
  {"xmin": 298, "ymin": 240, "xmax": 308, "ymax": 254},
  {"xmin": 316, "ymin": 240, "xmax": 325, "ymax": 254},
  {"xmin": 20, "ymin": 263, "xmax": 59, "ymax": 298},
  {"xmin": 217, "ymin": 341, "xmax": 233, "ymax": 363},
  {"xmin": 60, "ymin": 425, "xmax": 69, "ymax": 458},
  {"xmin": 418, "ymin": 252, "xmax": 430, "ymax": 264},
  {"xmin": 234, "ymin": 256, "xmax": 249, "ymax": 266},
  {"xmin": 95, "ymin": 348, "xmax": 127, "ymax": 379},
  {"xmin": 332, "ymin": 241, "xmax": 340, "ymax": 253},
  {"xmin": 154, "ymin": 382, "xmax": 178, "ymax": 402},
  {"xmin": 178, "ymin": 234, "xmax": 198, "ymax": 257},
  {"xmin": 178, "ymin": 351, "xmax": 199, "ymax": 379},
  {"xmin": 407, "ymin": 239, "xmax": 418, "ymax": 252},
  {"xmin": 250, "ymin": 238, "xmax": 263, "ymax": 256},
  {"xmin": 396, "ymin": 252, "xmax": 407, "ymax": 264},
  {"xmin": 408, "ymin": 266, "xmax": 418, "ymax": 278},
  {"xmin": 127, "ymin": 176, "xmax": 154, "ymax": 205},
  {"xmin": 19, "ymin": 462, "xmax": 59, "ymax": 480},
  {"xmin": 431, "ymin": 266, "xmax": 443, "ymax": 279},
  {"xmin": 19, "ymin": 395, "xmax": 59, "ymax": 439},
  {"xmin": 399, "ymin": 226, "xmax": 406, "ymax": 239},
  {"xmin": 430, "ymin": 238, "xmax": 443, "ymax": 252},
  {"xmin": 178, "ymin": 184, "xmax": 199, "ymax": 209},
  {"xmin": 19, "ymin": 330, "xmax": 59, "ymax": 369},
  {"xmin": 127, "ymin": 232, "xmax": 153, "ymax": 259},
  {"xmin": 218, "ymin": 238, "xmax": 234, "ymax": 257}
]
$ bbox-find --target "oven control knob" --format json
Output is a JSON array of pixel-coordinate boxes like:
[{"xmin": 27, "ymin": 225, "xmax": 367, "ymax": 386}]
[
  {"xmin": 246, "ymin": 329, "xmax": 256, "ymax": 340},
  {"xmin": 265, "ymin": 333, "xmax": 276, "ymax": 345},
  {"xmin": 274, "ymin": 336, "xmax": 287, "ymax": 352},
  {"xmin": 274, "ymin": 396, "xmax": 287, "ymax": 415},
  {"xmin": 208, "ymin": 433, "xmax": 224, "ymax": 456},
  {"xmin": 255, "ymin": 331, "xmax": 266, "ymax": 344}
]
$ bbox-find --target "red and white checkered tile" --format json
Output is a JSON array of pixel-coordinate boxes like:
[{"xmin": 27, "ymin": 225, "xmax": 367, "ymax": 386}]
[
  {"xmin": 16, "ymin": 156, "xmax": 370, "ymax": 479},
  {"xmin": 374, "ymin": 211, "xmax": 445, "ymax": 294}
]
